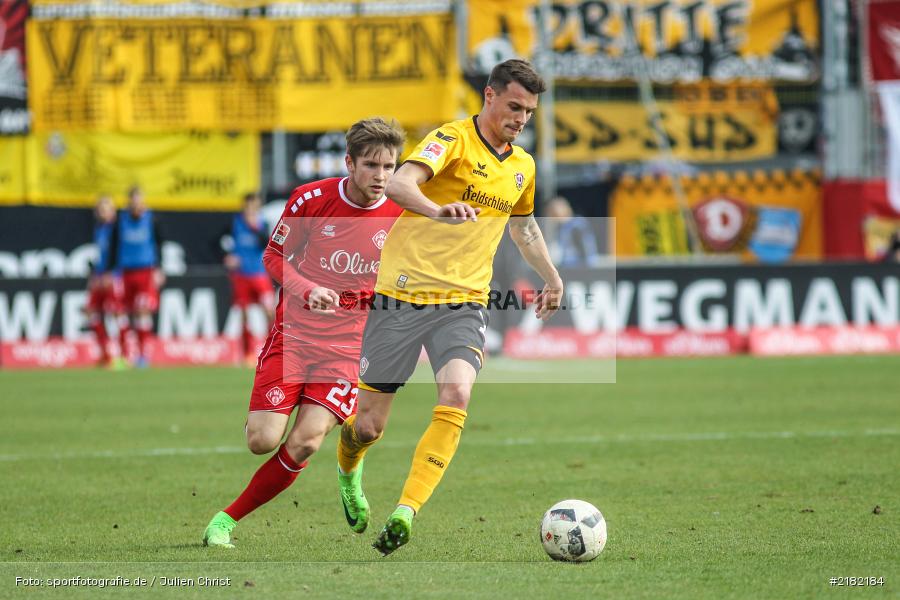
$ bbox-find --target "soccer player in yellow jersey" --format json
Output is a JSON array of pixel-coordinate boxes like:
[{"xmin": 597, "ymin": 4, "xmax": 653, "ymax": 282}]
[{"xmin": 335, "ymin": 59, "xmax": 563, "ymax": 555}]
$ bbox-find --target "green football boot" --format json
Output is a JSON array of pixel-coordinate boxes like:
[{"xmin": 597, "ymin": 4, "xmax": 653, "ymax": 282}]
[
  {"xmin": 202, "ymin": 511, "xmax": 236, "ymax": 548},
  {"xmin": 373, "ymin": 505, "xmax": 414, "ymax": 556},
  {"xmin": 108, "ymin": 356, "xmax": 129, "ymax": 371},
  {"xmin": 338, "ymin": 460, "xmax": 370, "ymax": 533}
]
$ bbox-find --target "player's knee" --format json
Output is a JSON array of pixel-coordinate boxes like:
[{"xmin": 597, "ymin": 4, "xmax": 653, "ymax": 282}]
[
  {"xmin": 284, "ymin": 434, "xmax": 324, "ymax": 464},
  {"xmin": 246, "ymin": 430, "xmax": 281, "ymax": 455},
  {"xmin": 438, "ymin": 383, "xmax": 471, "ymax": 410},
  {"xmin": 354, "ymin": 418, "xmax": 384, "ymax": 444}
]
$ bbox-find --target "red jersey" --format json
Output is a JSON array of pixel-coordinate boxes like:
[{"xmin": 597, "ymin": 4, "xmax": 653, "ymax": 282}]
[{"xmin": 264, "ymin": 177, "xmax": 402, "ymax": 347}]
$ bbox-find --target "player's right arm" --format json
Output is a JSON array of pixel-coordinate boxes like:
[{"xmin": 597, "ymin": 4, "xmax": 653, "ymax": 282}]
[
  {"xmin": 215, "ymin": 223, "xmax": 239, "ymax": 270},
  {"xmin": 151, "ymin": 216, "xmax": 166, "ymax": 287},
  {"xmin": 262, "ymin": 189, "xmax": 339, "ymax": 315},
  {"xmin": 387, "ymin": 163, "xmax": 479, "ymax": 223}
]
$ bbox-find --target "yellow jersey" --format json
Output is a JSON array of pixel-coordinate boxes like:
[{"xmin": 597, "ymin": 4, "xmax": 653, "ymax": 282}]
[{"xmin": 375, "ymin": 116, "xmax": 536, "ymax": 306}]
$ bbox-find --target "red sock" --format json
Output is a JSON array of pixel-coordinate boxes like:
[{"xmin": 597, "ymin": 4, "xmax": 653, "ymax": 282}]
[
  {"xmin": 241, "ymin": 323, "xmax": 252, "ymax": 356},
  {"xmin": 90, "ymin": 318, "xmax": 109, "ymax": 361},
  {"xmin": 136, "ymin": 326, "xmax": 151, "ymax": 357},
  {"xmin": 118, "ymin": 320, "xmax": 131, "ymax": 359},
  {"xmin": 135, "ymin": 315, "xmax": 154, "ymax": 358},
  {"xmin": 224, "ymin": 444, "xmax": 307, "ymax": 521}
]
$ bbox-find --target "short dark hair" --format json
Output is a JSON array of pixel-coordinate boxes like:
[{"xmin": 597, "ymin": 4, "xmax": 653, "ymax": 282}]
[
  {"xmin": 345, "ymin": 118, "xmax": 406, "ymax": 161},
  {"xmin": 487, "ymin": 59, "xmax": 547, "ymax": 95},
  {"xmin": 127, "ymin": 185, "xmax": 142, "ymax": 199},
  {"xmin": 243, "ymin": 192, "xmax": 260, "ymax": 204}
]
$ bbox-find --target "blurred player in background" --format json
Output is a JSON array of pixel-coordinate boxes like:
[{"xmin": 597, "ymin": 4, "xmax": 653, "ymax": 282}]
[
  {"xmin": 219, "ymin": 192, "xmax": 275, "ymax": 365},
  {"xmin": 85, "ymin": 194, "xmax": 125, "ymax": 369},
  {"xmin": 109, "ymin": 186, "xmax": 164, "ymax": 368},
  {"xmin": 200, "ymin": 118, "xmax": 407, "ymax": 548},
  {"xmin": 543, "ymin": 195, "xmax": 603, "ymax": 268},
  {"xmin": 335, "ymin": 59, "xmax": 563, "ymax": 555}
]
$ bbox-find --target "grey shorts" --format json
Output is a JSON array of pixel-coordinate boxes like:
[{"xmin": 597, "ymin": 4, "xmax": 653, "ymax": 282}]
[{"xmin": 358, "ymin": 294, "xmax": 488, "ymax": 393}]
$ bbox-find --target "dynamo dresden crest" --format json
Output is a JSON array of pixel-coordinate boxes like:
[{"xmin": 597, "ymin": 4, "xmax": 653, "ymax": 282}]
[
  {"xmin": 514, "ymin": 172, "xmax": 524, "ymax": 191},
  {"xmin": 692, "ymin": 197, "xmax": 756, "ymax": 252}
]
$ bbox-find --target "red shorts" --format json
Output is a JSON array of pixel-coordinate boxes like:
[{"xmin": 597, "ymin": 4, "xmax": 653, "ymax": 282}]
[
  {"xmin": 230, "ymin": 272, "xmax": 275, "ymax": 308},
  {"xmin": 249, "ymin": 329, "xmax": 359, "ymax": 423},
  {"xmin": 86, "ymin": 275, "xmax": 123, "ymax": 313},
  {"xmin": 122, "ymin": 268, "xmax": 159, "ymax": 312}
]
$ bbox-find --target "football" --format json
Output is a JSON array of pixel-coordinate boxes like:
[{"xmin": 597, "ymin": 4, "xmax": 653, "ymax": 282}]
[{"xmin": 540, "ymin": 499, "xmax": 607, "ymax": 562}]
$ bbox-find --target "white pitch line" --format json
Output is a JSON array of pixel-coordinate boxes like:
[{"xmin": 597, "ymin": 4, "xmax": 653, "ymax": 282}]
[{"xmin": 0, "ymin": 429, "xmax": 898, "ymax": 463}]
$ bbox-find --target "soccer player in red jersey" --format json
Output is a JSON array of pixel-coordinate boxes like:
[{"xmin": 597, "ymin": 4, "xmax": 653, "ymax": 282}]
[
  {"xmin": 108, "ymin": 186, "xmax": 165, "ymax": 368},
  {"xmin": 220, "ymin": 192, "xmax": 276, "ymax": 365},
  {"xmin": 201, "ymin": 118, "xmax": 408, "ymax": 547},
  {"xmin": 85, "ymin": 195, "xmax": 125, "ymax": 368}
]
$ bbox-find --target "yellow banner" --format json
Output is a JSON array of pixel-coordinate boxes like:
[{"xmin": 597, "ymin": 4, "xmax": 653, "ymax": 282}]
[
  {"xmin": 468, "ymin": 0, "xmax": 819, "ymax": 83},
  {"xmin": 556, "ymin": 85, "xmax": 778, "ymax": 162},
  {"xmin": 611, "ymin": 169, "xmax": 822, "ymax": 261},
  {"xmin": 30, "ymin": 0, "xmax": 448, "ymax": 7},
  {"xmin": 0, "ymin": 132, "xmax": 259, "ymax": 210},
  {"xmin": 0, "ymin": 138, "xmax": 27, "ymax": 201},
  {"xmin": 27, "ymin": 13, "xmax": 458, "ymax": 132}
]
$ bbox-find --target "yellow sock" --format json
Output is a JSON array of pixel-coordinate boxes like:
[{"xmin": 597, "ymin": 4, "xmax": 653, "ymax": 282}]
[
  {"xmin": 398, "ymin": 405, "xmax": 467, "ymax": 513},
  {"xmin": 337, "ymin": 414, "xmax": 381, "ymax": 473}
]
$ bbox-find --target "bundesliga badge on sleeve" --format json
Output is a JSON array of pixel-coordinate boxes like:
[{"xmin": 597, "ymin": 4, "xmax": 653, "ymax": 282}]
[
  {"xmin": 271, "ymin": 220, "xmax": 290, "ymax": 245},
  {"xmin": 419, "ymin": 142, "xmax": 445, "ymax": 162}
]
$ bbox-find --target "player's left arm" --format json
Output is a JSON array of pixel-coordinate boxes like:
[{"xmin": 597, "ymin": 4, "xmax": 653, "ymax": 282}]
[
  {"xmin": 108, "ymin": 217, "xmax": 120, "ymax": 272},
  {"xmin": 508, "ymin": 213, "xmax": 563, "ymax": 321}
]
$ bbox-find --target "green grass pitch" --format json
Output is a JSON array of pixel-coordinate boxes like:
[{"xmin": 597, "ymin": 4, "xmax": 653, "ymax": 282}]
[{"xmin": 2, "ymin": 356, "xmax": 898, "ymax": 598}]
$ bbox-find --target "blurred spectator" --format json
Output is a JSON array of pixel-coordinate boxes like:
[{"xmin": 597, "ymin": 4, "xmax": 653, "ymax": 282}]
[{"xmin": 543, "ymin": 196, "xmax": 603, "ymax": 268}]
